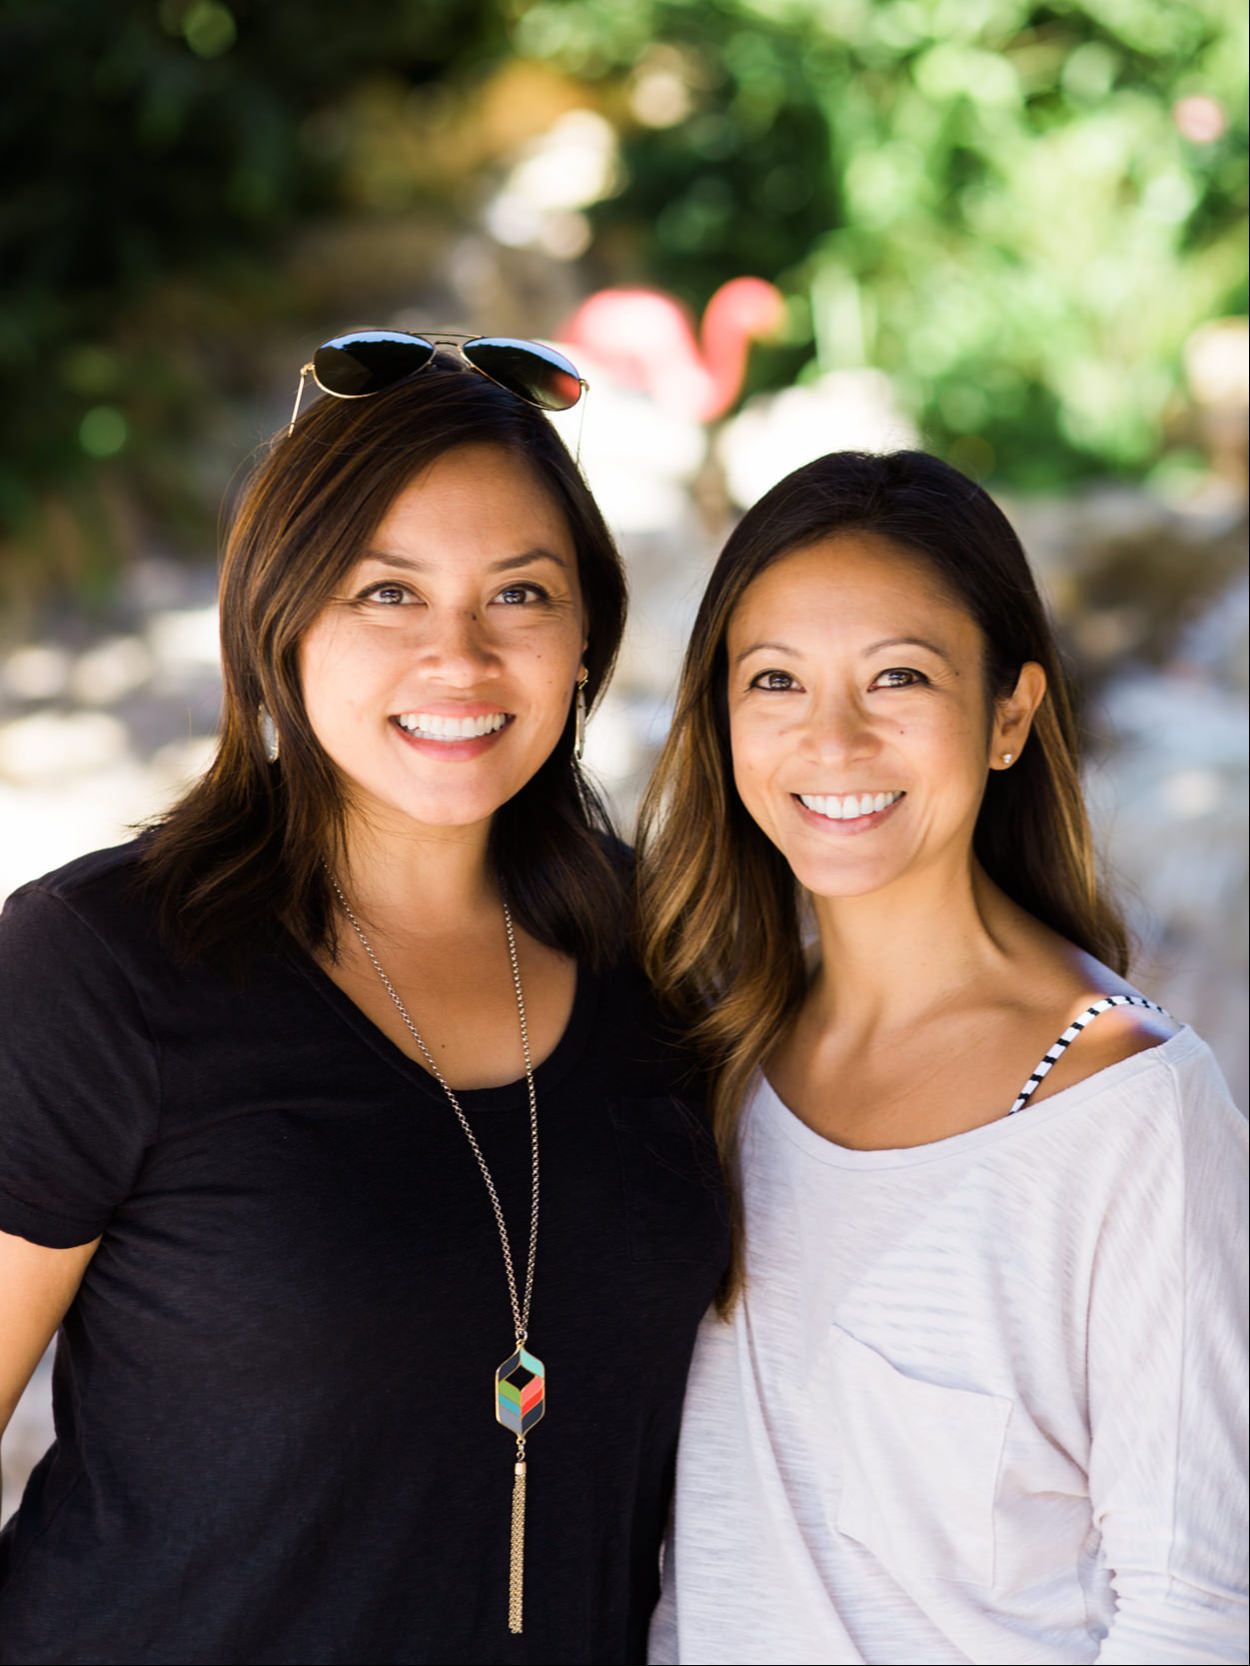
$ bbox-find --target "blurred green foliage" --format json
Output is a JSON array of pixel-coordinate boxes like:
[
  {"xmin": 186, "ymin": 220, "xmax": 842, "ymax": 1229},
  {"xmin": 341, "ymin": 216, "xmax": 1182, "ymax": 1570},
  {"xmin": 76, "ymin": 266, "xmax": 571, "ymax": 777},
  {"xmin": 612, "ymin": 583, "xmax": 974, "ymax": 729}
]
[
  {"xmin": 530, "ymin": 0, "xmax": 1248, "ymax": 484},
  {"xmin": 0, "ymin": 0, "xmax": 503, "ymax": 582},
  {"xmin": 0, "ymin": 0, "xmax": 1245, "ymax": 584}
]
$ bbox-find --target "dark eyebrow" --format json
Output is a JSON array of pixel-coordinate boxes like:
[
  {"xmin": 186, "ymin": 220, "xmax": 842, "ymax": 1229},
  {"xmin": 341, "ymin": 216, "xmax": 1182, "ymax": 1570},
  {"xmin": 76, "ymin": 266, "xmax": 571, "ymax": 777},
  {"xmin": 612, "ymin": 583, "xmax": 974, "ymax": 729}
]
[
  {"xmin": 863, "ymin": 636, "xmax": 952, "ymax": 661},
  {"xmin": 733, "ymin": 639, "xmax": 798, "ymax": 667},
  {"xmin": 362, "ymin": 547, "xmax": 570, "ymax": 574},
  {"xmin": 734, "ymin": 635, "xmax": 952, "ymax": 665}
]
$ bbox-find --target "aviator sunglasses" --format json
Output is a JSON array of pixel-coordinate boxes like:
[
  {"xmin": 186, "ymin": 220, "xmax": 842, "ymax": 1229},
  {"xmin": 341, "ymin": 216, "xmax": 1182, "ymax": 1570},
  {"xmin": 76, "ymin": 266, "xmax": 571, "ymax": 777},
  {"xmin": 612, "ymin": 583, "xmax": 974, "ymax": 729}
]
[{"xmin": 287, "ymin": 329, "xmax": 588, "ymax": 434}]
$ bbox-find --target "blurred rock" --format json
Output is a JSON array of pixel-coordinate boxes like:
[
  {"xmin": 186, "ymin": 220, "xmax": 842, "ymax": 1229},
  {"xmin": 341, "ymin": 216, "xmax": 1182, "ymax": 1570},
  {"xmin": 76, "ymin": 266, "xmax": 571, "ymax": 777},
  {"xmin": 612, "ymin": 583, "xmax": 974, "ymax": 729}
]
[
  {"xmin": 716, "ymin": 369, "xmax": 920, "ymax": 508},
  {"xmin": 69, "ymin": 636, "xmax": 154, "ymax": 706},
  {"xmin": 0, "ymin": 710, "xmax": 130, "ymax": 783},
  {"xmin": 3, "ymin": 644, "xmax": 71, "ymax": 702},
  {"xmin": 1008, "ymin": 486, "xmax": 1248, "ymax": 691}
]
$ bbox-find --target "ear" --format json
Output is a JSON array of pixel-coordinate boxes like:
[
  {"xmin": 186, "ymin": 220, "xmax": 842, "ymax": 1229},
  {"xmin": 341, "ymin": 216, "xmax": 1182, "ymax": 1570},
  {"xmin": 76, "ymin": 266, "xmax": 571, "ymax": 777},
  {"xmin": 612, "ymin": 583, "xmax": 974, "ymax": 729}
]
[{"xmin": 990, "ymin": 661, "xmax": 1046, "ymax": 769}]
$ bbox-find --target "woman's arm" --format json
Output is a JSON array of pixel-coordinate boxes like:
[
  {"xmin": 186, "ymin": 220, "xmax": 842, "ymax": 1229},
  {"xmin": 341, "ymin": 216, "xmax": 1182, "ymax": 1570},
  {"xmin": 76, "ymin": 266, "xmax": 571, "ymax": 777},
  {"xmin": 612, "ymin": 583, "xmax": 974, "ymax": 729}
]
[
  {"xmin": 0, "ymin": 1229, "xmax": 98, "ymax": 1517},
  {"xmin": 1087, "ymin": 1055, "xmax": 1248, "ymax": 1664},
  {"xmin": 0, "ymin": 874, "xmax": 165, "ymax": 1517}
]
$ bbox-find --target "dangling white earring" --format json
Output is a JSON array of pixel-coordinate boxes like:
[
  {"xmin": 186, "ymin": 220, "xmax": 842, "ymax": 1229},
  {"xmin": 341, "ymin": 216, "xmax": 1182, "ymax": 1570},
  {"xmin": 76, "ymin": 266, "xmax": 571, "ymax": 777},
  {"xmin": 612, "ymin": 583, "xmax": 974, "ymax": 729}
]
[
  {"xmin": 259, "ymin": 704, "xmax": 280, "ymax": 764},
  {"xmin": 573, "ymin": 670, "xmax": 588, "ymax": 763},
  {"xmin": 1000, "ymin": 751, "xmax": 1014, "ymax": 765}
]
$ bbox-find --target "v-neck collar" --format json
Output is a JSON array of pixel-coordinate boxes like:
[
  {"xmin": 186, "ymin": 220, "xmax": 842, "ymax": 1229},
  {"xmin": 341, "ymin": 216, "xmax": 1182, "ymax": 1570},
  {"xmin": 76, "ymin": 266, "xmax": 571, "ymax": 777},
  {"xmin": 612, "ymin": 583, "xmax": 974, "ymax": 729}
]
[{"xmin": 290, "ymin": 943, "xmax": 600, "ymax": 1113}]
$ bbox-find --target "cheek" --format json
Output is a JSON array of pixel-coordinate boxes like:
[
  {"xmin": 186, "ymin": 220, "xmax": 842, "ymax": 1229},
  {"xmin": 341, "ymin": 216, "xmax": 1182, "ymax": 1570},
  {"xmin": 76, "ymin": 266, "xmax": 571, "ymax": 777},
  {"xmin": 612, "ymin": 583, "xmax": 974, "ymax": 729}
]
[
  {"xmin": 295, "ymin": 629, "xmax": 332, "ymax": 725},
  {"xmin": 505, "ymin": 613, "xmax": 582, "ymax": 674},
  {"xmin": 517, "ymin": 645, "xmax": 576, "ymax": 720},
  {"xmin": 728, "ymin": 715, "xmax": 776, "ymax": 807},
  {"xmin": 906, "ymin": 706, "xmax": 990, "ymax": 795},
  {"xmin": 297, "ymin": 618, "xmax": 372, "ymax": 741}
]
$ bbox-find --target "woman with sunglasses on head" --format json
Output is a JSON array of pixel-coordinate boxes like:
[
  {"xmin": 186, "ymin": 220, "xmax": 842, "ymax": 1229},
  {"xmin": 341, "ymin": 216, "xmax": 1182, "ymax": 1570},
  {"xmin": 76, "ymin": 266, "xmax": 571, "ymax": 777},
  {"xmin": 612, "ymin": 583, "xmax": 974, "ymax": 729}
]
[
  {"xmin": 640, "ymin": 450, "xmax": 1247, "ymax": 1665},
  {"xmin": 0, "ymin": 338, "xmax": 727, "ymax": 1665}
]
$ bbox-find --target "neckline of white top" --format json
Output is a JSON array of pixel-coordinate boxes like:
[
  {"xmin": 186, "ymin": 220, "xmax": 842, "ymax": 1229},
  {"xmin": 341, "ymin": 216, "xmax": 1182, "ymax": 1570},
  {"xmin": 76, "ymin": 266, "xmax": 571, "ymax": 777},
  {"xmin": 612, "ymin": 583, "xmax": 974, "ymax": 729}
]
[{"xmin": 754, "ymin": 1024, "xmax": 1202, "ymax": 1170}]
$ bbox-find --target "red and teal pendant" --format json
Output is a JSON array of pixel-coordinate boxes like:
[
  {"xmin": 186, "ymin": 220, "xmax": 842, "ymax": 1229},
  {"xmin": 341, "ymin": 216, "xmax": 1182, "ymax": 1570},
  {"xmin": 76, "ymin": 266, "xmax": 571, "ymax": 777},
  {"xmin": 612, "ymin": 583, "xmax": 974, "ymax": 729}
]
[
  {"xmin": 496, "ymin": 1345, "xmax": 546, "ymax": 1435},
  {"xmin": 495, "ymin": 1345, "xmax": 546, "ymax": 1633}
]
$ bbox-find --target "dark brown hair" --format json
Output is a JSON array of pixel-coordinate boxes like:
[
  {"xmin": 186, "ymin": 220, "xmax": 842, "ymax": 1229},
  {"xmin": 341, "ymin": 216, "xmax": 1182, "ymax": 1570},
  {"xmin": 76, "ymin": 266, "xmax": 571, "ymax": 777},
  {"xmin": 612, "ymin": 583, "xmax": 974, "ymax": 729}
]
[
  {"xmin": 141, "ymin": 363, "xmax": 628, "ymax": 971},
  {"xmin": 637, "ymin": 449, "xmax": 1128, "ymax": 1308}
]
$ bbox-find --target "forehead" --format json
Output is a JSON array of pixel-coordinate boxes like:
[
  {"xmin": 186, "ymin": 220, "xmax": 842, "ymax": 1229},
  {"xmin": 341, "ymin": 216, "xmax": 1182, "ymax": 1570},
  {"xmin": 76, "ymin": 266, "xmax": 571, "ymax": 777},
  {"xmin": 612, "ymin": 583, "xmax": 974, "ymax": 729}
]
[
  {"xmin": 371, "ymin": 442, "xmax": 574, "ymax": 548},
  {"xmin": 729, "ymin": 531, "xmax": 971, "ymax": 638}
]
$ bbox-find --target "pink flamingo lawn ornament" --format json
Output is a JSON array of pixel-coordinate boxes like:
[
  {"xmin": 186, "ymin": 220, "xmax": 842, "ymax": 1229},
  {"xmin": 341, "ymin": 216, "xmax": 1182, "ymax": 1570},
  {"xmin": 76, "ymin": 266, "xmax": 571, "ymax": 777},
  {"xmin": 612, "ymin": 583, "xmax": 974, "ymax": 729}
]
[{"xmin": 560, "ymin": 276, "xmax": 785, "ymax": 423}]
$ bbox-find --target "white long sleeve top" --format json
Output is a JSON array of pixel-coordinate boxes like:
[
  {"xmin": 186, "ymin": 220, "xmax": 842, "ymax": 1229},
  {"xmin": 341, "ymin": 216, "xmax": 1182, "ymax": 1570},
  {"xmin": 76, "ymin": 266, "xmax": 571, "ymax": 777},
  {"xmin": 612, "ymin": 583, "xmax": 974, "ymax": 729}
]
[{"xmin": 649, "ymin": 1027, "xmax": 1249, "ymax": 1665}]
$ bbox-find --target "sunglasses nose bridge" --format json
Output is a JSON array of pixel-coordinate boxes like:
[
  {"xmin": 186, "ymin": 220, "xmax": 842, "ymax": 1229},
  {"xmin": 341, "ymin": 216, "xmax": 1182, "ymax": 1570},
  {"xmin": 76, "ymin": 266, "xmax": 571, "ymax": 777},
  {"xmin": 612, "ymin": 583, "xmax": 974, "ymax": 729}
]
[{"xmin": 290, "ymin": 331, "xmax": 586, "ymax": 436}]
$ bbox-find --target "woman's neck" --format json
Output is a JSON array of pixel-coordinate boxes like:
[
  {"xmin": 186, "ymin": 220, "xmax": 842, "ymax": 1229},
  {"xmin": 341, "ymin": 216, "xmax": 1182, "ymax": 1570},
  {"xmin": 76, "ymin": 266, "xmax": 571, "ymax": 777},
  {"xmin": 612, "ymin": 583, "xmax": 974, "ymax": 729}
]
[
  {"xmin": 807, "ymin": 857, "xmax": 1022, "ymax": 1037},
  {"xmin": 337, "ymin": 812, "xmax": 499, "ymax": 944}
]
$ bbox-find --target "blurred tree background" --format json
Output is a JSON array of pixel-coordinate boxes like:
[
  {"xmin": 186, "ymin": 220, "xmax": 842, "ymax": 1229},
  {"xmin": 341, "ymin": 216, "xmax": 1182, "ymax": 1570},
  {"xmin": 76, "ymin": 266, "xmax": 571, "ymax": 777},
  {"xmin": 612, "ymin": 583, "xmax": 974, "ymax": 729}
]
[{"xmin": 1, "ymin": 0, "xmax": 1245, "ymax": 600}]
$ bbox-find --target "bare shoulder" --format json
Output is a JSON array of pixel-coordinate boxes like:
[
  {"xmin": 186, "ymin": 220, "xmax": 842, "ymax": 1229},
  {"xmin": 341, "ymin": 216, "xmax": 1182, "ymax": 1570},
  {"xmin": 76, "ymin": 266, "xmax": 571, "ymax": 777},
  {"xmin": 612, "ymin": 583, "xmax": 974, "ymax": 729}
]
[
  {"xmin": 1061, "ymin": 999, "xmax": 1180, "ymax": 1070},
  {"xmin": 1024, "ymin": 941, "xmax": 1181, "ymax": 1102}
]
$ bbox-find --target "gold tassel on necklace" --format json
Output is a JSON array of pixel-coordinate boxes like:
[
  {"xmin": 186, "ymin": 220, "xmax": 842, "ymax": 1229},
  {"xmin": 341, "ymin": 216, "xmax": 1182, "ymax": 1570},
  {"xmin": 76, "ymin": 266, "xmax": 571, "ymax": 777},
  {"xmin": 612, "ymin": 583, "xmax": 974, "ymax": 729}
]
[{"xmin": 508, "ymin": 1453, "xmax": 527, "ymax": 1633}]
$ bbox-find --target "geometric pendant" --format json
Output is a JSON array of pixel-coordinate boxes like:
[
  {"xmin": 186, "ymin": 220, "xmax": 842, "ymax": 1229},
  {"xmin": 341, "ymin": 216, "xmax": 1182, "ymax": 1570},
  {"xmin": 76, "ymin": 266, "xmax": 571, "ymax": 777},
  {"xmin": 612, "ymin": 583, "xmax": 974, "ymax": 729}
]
[{"xmin": 495, "ymin": 1346, "xmax": 546, "ymax": 1437}]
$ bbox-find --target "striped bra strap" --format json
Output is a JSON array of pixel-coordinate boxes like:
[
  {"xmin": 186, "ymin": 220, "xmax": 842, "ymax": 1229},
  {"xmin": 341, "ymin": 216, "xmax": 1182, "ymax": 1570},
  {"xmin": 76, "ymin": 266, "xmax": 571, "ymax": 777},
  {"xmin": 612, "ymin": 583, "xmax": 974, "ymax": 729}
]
[{"xmin": 1008, "ymin": 994, "xmax": 1171, "ymax": 1116}]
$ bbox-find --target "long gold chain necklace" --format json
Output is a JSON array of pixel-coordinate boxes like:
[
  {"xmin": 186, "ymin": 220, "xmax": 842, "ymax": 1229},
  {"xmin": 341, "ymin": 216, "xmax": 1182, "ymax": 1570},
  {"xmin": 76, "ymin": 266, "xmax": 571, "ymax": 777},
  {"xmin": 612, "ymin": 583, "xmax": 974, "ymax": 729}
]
[{"xmin": 328, "ymin": 874, "xmax": 544, "ymax": 1636}]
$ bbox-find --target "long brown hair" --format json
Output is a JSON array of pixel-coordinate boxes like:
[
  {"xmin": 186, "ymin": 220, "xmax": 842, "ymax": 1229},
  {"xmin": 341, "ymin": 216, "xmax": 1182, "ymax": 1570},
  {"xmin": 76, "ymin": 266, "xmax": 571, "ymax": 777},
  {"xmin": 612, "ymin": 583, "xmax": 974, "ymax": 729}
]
[
  {"xmin": 141, "ymin": 363, "xmax": 628, "ymax": 973},
  {"xmin": 637, "ymin": 450, "xmax": 1128, "ymax": 1308}
]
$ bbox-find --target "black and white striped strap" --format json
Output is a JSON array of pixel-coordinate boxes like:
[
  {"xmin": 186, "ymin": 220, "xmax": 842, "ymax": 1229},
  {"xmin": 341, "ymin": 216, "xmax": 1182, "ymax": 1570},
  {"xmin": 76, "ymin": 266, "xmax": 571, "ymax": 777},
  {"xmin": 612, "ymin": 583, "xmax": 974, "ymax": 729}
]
[{"xmin": 1008, "ymin": 995, "xmax": 1171, "ymax": 1116}]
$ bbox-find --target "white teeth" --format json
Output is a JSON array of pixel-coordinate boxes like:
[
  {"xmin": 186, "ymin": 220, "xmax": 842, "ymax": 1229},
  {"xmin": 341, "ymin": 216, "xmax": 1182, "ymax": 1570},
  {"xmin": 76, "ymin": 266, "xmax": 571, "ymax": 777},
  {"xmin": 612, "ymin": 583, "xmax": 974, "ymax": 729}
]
[
  {"xmin": 396, "ymin": 712, "xmax": 508, "ymax": 740},
  {"xmin": 797, "ymin": 791, "xmax": 903, "ymax": 821}
]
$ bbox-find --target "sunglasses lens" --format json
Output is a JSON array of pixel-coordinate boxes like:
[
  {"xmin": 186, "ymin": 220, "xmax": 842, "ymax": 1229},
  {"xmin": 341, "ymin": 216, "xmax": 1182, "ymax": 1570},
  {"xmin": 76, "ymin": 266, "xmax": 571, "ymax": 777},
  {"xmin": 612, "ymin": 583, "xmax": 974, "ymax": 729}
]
[
  {"xmin": 462, "ymin": 338, "xmax": 584, "ymax": 411},
  {"xmin": 312, "ymin": 332, "xmax": 434, "ymax": 397}
]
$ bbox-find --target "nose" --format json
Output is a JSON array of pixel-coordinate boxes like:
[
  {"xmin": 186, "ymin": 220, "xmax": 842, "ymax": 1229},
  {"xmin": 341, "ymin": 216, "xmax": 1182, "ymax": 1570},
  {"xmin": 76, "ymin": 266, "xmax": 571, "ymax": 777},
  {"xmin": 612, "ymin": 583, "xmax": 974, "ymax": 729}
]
[
  {"xmin": 798, "ymin": 692, "xmax": 879, "ymax": 766},
  {"xmin": 417, "ymin": 606, "xmax": 500, "ymax": 684}
]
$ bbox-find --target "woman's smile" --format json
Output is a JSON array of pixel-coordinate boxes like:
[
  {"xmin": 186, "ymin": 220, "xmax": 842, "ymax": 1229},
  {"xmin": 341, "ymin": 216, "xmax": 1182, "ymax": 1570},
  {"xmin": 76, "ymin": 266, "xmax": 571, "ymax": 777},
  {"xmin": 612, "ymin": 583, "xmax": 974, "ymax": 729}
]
[
  {"xmin": 392, "ymin": 708, "xmax": 512, "ymax": 740},
  {"xmin": 389, "ymin": 705, "xmax": 515, "ymax": 760},
  {"xmin": 298, "ymin": 442, "xmax": 586, "ymax": 835},
  {"xmin": 795, "ymin": 789, "xmax": 906, "ymax": 826}
]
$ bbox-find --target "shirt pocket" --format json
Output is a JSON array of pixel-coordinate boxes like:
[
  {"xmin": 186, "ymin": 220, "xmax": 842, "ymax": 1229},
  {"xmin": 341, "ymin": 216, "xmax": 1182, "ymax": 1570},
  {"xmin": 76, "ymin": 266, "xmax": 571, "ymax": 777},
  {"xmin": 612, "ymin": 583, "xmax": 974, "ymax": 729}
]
[
  {"xmin": 609, "ymin": 1096, "xmax": 728, "ymax": 1264},
  {"xmin": 828, "ymin": 1323, "xmax": 1011, "ymax": 1588}
]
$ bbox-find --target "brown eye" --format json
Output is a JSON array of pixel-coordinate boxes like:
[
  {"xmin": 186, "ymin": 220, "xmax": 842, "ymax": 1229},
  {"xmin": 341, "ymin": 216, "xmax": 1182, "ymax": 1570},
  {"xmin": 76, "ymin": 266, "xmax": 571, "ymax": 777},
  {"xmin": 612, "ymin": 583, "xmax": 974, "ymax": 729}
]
[
  {"xmin": 749, "ymin": 669, "xmax": 799, "ymax": 692},
  {"xmin": 872, "ymin": 667, "xmax": 927, "ymax": 689},
  {"xmin": 360, "ymin": 582, "xmax": 412, "ymax": 606},
  {"xmin": 495, "ymin": 583, "xmax": 549, "ymax": 606}
]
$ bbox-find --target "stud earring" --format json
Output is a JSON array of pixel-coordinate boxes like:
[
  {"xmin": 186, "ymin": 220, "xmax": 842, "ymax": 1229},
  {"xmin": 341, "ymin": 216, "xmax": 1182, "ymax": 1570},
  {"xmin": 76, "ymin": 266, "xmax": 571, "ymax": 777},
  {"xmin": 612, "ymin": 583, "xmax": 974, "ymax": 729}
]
[
  {"xmin": 573, "ymin": 670, "xmax": 588, "ymax": 763},
  {"xmin": 258, "ymin": 704, "xmax": 280, "ymax": 764},
  {"xmin": 1000, "ymin": 752, "xmax": 1014, "ymax": 765}
]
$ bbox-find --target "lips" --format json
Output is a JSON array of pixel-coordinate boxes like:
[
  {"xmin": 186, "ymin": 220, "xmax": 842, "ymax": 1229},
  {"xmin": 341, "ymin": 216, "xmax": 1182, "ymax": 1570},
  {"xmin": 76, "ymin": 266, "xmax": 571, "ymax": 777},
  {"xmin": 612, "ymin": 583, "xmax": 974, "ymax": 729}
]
[
  {"xmin": 797, "ymin": 790, "xmax": 904, "ymax": 821},
  {"xmin": 393, "ymin": 711, "xmax": 512, "ymax": 741}
]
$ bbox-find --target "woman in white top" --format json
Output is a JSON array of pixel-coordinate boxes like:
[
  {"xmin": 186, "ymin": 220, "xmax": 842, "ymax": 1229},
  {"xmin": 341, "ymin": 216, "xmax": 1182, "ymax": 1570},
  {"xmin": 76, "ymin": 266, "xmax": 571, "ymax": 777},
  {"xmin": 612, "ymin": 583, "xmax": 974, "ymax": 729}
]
[{"xmin": 638, "ymin": 450, "xmax": 1248, "ymax": 1665}]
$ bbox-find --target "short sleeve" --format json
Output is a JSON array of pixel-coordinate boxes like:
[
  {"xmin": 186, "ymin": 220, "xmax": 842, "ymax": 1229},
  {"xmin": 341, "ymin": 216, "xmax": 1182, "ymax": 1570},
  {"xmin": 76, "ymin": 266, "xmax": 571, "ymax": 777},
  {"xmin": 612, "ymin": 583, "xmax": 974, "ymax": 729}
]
[
  {"xmin": 0, "ymin": 884, "xmax": 161, "ymax": 1247},
  {"xmin": 1086, "ymin": 1048, "xmax": 1249, "ymax": 1663}
]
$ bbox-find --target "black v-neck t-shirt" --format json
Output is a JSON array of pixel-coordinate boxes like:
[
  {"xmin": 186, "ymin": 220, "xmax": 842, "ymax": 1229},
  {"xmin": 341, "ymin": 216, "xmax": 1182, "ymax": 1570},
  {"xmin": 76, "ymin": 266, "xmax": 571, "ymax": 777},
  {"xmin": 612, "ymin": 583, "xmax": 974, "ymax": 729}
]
[{"xmin": 0, "ymin": 843, "xmax": 728, "ymax": 1664}]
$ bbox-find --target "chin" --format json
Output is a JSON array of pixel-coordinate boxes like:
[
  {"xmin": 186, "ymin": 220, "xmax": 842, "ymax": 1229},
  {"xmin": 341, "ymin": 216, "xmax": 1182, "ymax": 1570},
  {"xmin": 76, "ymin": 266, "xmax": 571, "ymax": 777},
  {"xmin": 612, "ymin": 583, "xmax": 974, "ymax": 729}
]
[
  {"xmin": 401, "ymin": 790, "xmax": 515, "ymax": 828},
  {"xmin": 782, "ymin": 849, "xmax": 903, "ymax": 901},
  {"xmin": 347, "ymin": 775, "xmax": 510, "ymax": 833},
  {"xmin": 801, "ymin": 871, "xmax": 896, "ymax": 902}
]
